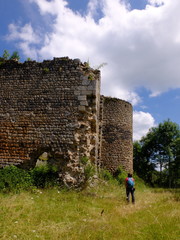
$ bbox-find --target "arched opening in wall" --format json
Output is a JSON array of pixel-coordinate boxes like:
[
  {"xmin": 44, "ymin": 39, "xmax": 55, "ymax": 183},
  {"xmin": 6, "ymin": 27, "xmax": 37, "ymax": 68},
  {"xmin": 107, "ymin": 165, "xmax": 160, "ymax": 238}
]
[
  {"xmin": 29, "ymin": 146, "xmax": 69, "ymax": 172},
  {"xmin": 29, "ymin": 146, "xmax": 52, "ymax": 168}
]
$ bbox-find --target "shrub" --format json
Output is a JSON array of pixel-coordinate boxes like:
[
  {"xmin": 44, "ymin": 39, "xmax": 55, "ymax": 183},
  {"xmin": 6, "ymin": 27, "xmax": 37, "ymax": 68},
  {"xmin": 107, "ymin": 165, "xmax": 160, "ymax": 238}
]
[
  {"xmin": 80, "ymin": 156, "xmax": 89, "ymax": 165},
  {"xmin": 114, "ymin": 166, "xmax": 127, "ymax": 185},
  {"xmin": 2, "ymin": 50, "xmax": 10, "ymax": 60},
  {"xmin": 42, "ymin": 67, "xmax": 50, "ymax": 73},
  {"xmin": 1, "ymin": 50, "xmax": 20, "ymax": 62},
  {"xmin": 99, "ymin": 168, "xmax": 113, "ymax": 181},
  {"xmin": 0, "ymin": 166, "xmax": 32, "ymax": 193},
  {"xmin": 26, "ymin": 57, "xmax": 32, "ymax": 61},
  {"xmin": 30, "ymin": 165, "xmax": 59, "ymax": 188},
  {"xmin": 0, "ymin": 165, "xmax": 60, "ymax": 192},
  {"xmin": 88, "ymin": 73, "xmax": 94, "ymax": 80},
  {"xmin": 10, "ymin": 51, "xmax": 20, "ymax": 61},
  {"xmin": 84, "ymin": 163, "xmax": 96, "ymax": 180}
]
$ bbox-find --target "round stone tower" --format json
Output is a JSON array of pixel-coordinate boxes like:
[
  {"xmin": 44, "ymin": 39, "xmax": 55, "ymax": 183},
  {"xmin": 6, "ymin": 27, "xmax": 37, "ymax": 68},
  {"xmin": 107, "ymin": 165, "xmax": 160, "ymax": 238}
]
[{"xmin": 100, "ymin": 97, "xmax": 133, "ymax": 174}]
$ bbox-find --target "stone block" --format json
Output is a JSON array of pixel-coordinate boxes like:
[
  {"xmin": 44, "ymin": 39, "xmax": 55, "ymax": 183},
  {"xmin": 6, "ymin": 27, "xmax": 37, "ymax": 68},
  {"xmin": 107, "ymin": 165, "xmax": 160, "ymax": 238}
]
[
  {"xmin": 78, "ymin": 106, "xmax": 86, "ymax": 111},
  {"xmin": 80, "ymin": 101, "xmax": 88, "ymax": 106},
  {"xmin": 78, "ymin": 95, "xmax": 87, "ymax": 101},
  {"xmin": 82, "ymin": 79, "xmax": 91, "ymax": 86}
]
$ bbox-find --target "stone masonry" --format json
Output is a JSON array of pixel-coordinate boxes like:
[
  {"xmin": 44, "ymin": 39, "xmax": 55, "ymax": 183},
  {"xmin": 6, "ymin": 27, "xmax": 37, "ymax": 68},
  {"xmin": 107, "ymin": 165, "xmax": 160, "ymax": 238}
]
[
  {"xmin": 100, "ymin": 97, "xmax": 133, "ymax": 173},
  {"xmin": 0, "ymin": 57, "xmax": 133, "ymax": 186}
]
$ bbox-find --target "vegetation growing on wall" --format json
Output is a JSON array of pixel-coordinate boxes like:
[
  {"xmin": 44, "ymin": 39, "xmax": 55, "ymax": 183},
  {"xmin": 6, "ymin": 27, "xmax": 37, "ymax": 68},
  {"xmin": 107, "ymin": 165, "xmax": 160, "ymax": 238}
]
[
  {"xmin": 0, "ymin": 165, "xmax": 59, "ymax": 193},
  {"xmin": 42, "ymin": 67, "xmax": 50, "ymax": 73},
  {"xmin": 0, "ymin": 162, "xmax": 130, "ymax": 193},
  {"xmin": 0, "ymin": 50, "xmax": 20, "ymax": 62}
]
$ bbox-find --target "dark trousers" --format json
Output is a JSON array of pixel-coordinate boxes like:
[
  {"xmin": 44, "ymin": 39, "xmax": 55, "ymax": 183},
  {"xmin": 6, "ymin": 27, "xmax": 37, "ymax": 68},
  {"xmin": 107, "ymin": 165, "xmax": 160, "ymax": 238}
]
[{"xmin": 126, "ymin": 187, "xmax": 135, "ymax": 203}]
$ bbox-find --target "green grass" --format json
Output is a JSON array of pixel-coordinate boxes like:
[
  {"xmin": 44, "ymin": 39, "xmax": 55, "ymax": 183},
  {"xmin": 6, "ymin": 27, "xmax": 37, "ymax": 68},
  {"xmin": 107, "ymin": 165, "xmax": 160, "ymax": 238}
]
[{"xmin": 0, "ymin": 181, "xmax": 179, "ymax": 240}]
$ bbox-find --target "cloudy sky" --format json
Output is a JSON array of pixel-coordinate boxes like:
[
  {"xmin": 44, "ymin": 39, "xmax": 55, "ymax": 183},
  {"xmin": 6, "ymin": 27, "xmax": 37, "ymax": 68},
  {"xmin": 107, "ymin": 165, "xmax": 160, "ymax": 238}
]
[{"xmin": 0, "ymin": 0, "xmax": 180, "ymax": 141}]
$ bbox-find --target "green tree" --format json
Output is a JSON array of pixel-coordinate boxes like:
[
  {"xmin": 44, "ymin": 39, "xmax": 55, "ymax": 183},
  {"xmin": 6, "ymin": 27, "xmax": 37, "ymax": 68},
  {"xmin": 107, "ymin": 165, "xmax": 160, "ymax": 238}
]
[
  {"xmin": 171, "ymin": 137, "xmax": 180, "ymax": 187},
  {"xmin": 134, "ymin": 120, "xmax": 180, "ymax": 187},
  {"xmin": 133, "ymin": 141, "xmax": 155, "ymax": 185}
]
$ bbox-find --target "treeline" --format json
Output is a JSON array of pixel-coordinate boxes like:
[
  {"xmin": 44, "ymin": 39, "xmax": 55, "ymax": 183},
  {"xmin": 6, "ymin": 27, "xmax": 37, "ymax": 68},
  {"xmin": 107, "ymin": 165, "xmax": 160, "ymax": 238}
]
[{"xmin": 134, "ymin": 119, "xmax": 180, "ymax": 188}]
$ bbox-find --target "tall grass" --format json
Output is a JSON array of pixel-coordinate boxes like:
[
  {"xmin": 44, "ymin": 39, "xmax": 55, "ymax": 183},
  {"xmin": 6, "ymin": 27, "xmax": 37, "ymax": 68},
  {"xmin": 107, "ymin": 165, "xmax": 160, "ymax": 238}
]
[{"xmin": 0, "ymin": 179, "xmax": 179, "ymax": 240}]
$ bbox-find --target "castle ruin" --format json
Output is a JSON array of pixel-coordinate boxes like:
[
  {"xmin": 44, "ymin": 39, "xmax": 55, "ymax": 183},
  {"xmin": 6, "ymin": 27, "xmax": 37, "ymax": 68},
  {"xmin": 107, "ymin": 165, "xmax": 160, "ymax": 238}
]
[{"xmin": 0, "ymin": 57, "xmax": 133, "ymax": 187}]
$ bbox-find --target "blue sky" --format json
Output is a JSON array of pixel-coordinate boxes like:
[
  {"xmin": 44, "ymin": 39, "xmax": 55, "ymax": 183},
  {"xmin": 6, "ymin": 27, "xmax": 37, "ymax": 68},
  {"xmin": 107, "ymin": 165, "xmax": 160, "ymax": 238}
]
[{"xmin": 0, "ymin": 0, "xmax": 180, "ymax": 140}]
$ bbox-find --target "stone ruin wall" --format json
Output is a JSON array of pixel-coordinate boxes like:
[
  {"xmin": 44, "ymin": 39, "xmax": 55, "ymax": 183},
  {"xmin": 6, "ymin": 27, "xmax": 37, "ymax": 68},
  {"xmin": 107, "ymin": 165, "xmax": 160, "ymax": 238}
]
[
  {"xmin": 0, "ymin": 58, "xmax": 100, "ymax": 186},
  {"xmin": 99, "ymin": 97, "xmax": 133, "ymax": 174},
  {"xmin": 0, "ymin": 57, "xmax": 133, "ymax": 186}
]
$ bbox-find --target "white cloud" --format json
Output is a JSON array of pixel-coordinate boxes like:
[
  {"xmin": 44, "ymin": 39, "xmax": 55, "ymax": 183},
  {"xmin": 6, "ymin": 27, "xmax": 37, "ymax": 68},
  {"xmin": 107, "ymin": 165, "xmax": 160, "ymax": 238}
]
[
  {"xmin": 140, "ymin": 105, "xmax": 148, "ymax": 110},
  {"xmin": 6, "ymin": 0, "xmax": 180, "ymax": 102},
  {"xmin": 87, "ymin": 0, "xmax": 102, "ymax": 17},
  {"xmin": 148, "ymin": 0, "xmax": 165, "ymax": 6},
  {"xmin": 29, "ymin": 0, "xmax": 68, "ymax": 15},
  {"xmin": 133, "ymin": 111, "xmax": 156, "ymax": 141},
  {"xmin": 6, "ymin": 23, "xmax": 40, "ymax": 58},
  {"xmin": 7, "ymin": 23, "xmax": 39, "ymax": 43},
  {"xmin": 149, "ymin": 91, "xmax": 161, "ymax": 97}
]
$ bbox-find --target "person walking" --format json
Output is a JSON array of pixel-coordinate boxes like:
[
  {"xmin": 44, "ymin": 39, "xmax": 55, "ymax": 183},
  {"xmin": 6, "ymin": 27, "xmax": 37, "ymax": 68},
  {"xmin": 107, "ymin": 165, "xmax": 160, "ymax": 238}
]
[{"xmin": 125, "ymin": 173, "xmax": 135, "ymax": 204}]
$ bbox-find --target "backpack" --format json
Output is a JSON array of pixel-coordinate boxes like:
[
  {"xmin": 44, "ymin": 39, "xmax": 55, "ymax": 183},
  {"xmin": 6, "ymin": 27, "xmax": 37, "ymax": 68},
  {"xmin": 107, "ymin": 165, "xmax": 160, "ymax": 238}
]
[{"xmin": 127, "ymin": 177, "xmax": 134, "ymax": 188}]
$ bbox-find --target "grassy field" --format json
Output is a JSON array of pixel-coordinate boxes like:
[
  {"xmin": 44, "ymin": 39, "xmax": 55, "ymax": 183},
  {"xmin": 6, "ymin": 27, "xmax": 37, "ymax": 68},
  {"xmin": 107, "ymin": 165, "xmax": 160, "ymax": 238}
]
[{"xmin": 0, "ymin": 180, "xmax": 179, "ymax": 240}]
